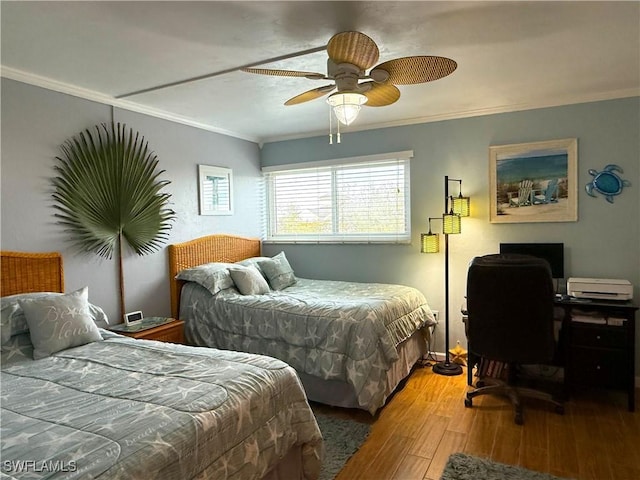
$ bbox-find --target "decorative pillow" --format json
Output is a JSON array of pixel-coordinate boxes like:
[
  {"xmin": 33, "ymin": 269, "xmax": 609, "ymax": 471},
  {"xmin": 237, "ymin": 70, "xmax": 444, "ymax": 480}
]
[
  {"xmin": 1, "ymin": 292, "xmax": 109, "ymax": 347},
  {"xmin": 88, "ymin": 304, "xmax": 110, "ymax": 329},
  {"xmin": 236, "ymin": 256, "xmax": 272, "ymax": 276},
  {"xmin": 18, "ymin": 286, "xmax": 103, "ymax": 359},
  {"xmin": 228, "ymin": 265, "xmax": 270, "ymax": 295},
  {"xmin": 257, "ymin": 252, "xmax": 296, "ymax": 291},
  {"xmin": 176, "ymin": 262, "xmax": 235, "ymax": 295}
]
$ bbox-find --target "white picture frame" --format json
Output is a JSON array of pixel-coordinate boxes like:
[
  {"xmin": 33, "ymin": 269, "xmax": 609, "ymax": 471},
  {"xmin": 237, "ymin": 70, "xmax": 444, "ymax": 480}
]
[
  {"xmin": 489, "ymin": 138, "xmax": 578, "ymax": 223},
  {"xmin": 198, "ymin": 165, "xmax": 233, "ymax": 216}
]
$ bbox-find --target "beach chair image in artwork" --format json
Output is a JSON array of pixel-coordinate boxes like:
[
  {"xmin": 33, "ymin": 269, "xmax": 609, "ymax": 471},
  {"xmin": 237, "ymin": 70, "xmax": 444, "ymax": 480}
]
[
  {"xmin": 508, "ymin": 179, "xmax": 533, "ymax": 207},
  {"xmin": 490, "ymin": 138, "xmax": 577, "ymax": 223},
  {"xmin": 532, "ymin": 178, "xmax": 559, "ymax": 205}
]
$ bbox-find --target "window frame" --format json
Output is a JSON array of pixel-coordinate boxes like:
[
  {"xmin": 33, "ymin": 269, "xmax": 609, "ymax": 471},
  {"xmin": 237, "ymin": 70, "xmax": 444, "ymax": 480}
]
[{"xmin": 262, "ymin": 151, "xmax": 413, "ymax": 244}]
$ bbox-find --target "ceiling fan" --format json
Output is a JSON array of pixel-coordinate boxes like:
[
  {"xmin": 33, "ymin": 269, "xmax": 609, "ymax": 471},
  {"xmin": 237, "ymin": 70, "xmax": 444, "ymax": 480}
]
[{"xmin": 242, "ymin": 31, "xmax": 457, "ymax": 126}]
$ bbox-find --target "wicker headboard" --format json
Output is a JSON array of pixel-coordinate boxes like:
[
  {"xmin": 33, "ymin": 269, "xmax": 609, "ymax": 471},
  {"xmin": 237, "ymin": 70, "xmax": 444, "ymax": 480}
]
[
  {"xmin": 1, "ymin": 251, "xmax": 64, "ymax": 296},
  {"xmin": 168, "ymin": 234, "xmax": 261, "ymax": 319}
]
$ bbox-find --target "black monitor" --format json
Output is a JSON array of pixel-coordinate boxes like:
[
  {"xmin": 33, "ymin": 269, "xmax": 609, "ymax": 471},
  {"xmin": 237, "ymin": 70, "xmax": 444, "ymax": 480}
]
[{"xmin": 499, "ymin": 243, "xmax": 564, "ymax": 279}]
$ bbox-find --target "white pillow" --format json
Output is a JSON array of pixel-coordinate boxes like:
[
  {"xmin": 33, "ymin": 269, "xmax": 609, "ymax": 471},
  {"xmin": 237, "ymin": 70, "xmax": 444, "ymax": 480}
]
[
  {"xmin": 18, "ymin": 286, "xmax": 103, "ymax": 359},
  {"xmin": 257, "ymin": 252, "xmax": 296, "ymax": 290},
  {"xmin": 176, "ymin": 262, "xmax": 235, "ymax": 295},
  {"xmin": 235, "ymin": 256, "xmax": 271, "ymax": 276},
  {"xmin": 1, "ymin": 292, "xmax": 108, "ymax": 347},
  {"xmin": 228, "ymin": 265, "xmax": 270, "ymax": 295}
]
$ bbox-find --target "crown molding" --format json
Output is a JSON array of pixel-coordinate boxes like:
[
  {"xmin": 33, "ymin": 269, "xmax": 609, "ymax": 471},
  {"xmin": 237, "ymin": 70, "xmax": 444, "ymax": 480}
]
[
  {"xmin": 0, "ymin": 66, "xmax": 259, "ymax": 144},
  {"xmin": 262, "ymin": 88, "xmax": 640, "ymax": 144},
  {"xmin": 3, "ymin": 65, "xmax": 637, "ymax": 146}
]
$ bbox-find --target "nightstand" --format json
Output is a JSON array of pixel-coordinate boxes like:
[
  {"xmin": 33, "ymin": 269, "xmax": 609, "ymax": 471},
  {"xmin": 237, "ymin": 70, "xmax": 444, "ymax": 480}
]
[{"xmin": 109, "ymin": 317, "xmax": 185, "ymax": 344}]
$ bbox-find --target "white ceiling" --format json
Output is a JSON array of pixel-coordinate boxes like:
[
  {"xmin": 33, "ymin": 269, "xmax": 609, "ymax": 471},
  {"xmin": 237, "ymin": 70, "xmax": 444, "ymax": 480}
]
[{"xmin": 2, "ymin": 1, "xmax": 639, "ymax": 144}]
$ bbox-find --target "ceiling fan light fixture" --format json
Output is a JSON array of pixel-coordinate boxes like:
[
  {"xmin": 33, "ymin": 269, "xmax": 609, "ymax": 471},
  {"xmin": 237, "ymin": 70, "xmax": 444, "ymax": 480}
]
[{"xmin": 327, "ymin": 92, "xmax": 368, "ymax": 125}]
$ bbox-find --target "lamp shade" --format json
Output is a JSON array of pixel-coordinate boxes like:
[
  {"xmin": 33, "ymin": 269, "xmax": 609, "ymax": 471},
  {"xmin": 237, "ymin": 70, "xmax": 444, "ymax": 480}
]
[
  {"xmin": 452, "ymin": 195, "xmax": 470, "ymax": 217},
  {"xmin": 443, "ymin": 213, "xmax": 461, "ymax": 234},
  {"xmin": 327, "ymin": 92, "xmax": 368, "ymax": 125},
  {"xmin": 421, "ymin": 233, "xmax": 439, "ymax": 253}
]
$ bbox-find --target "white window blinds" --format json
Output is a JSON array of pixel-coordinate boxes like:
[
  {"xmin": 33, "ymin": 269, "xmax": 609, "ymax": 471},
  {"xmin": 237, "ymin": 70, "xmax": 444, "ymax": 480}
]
[{"xmin": 263, "ymin": 151, "xmax": 412, "ymax": 243}]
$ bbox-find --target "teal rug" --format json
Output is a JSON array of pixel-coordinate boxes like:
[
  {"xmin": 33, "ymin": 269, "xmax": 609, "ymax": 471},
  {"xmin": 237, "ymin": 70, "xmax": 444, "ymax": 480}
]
[
  {"xmin": 441, "ymin": 453, "xmax": 571, "ymax": 480},
  {"xmin": 315, "ymin": 414, "xmax": 371, "ymax": 480}
]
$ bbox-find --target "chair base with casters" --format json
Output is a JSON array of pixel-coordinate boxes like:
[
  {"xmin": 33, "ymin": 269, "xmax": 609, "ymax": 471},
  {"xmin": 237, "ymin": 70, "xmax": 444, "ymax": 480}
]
[{"xmin": 464, "ymin": 361, "xmax": 565, "ymax": 425}]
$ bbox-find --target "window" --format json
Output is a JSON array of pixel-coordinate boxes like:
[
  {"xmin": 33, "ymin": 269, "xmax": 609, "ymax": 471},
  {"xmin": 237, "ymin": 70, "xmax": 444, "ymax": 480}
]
[{"xmin": 263, "ymin": 151, "xmax": 412, "ymax": 243}]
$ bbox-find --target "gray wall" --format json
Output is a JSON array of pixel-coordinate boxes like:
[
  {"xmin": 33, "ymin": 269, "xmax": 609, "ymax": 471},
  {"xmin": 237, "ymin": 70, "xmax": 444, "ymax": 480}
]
[
  {"xmin": 261, "ymin": 97, "xmax": 640, "ymax": 369},
  {"xmin": 1, "ymin": 78, "xmax": 262, "ymax": 322},
  {"xmin": 2, "ymin": 77, "xmax": 639, "ymax": 373}
]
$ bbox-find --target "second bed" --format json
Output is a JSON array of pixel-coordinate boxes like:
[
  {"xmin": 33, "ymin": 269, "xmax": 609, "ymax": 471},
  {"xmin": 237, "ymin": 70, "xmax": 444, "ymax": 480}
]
[{"xmin": 169, "ymin": 234, "xmax": 437, "ymax": 414}]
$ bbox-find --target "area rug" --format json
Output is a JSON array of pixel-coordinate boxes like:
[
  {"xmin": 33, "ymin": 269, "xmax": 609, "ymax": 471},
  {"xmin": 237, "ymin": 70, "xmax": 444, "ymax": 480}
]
[
  {"xmin": 315, "ymin": 414, "xmax": 371, "ymax": 480},
  {"xmin": 441, "ymin": 453, "xmax": 570, "ymax": 480}
]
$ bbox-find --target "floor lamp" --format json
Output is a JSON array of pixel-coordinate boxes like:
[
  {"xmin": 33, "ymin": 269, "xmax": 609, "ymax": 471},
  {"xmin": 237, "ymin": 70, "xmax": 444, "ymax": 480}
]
[{"xmin": 421, "ymin": 176, "xmax": 470, "ymax": 376}]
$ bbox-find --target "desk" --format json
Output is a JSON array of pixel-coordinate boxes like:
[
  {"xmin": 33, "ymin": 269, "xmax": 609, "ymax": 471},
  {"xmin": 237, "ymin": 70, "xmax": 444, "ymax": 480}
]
[
  {"xmin": 464, "ymin": 299, "xmax": 638, "ymax": 411},
  {"xmin": 555, "ymin": 298, "xmax": 638, "ymax": 411}
]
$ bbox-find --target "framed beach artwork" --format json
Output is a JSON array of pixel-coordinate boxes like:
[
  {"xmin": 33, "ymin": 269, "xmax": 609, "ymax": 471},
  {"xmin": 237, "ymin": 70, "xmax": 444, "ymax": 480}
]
[
  {"xmin": 489, "ymin": 138, "xmax": 578, "ymax": 223},
  {"xmin": 198, "ymin": 165, "xmax": 233, "ymax": 215}
]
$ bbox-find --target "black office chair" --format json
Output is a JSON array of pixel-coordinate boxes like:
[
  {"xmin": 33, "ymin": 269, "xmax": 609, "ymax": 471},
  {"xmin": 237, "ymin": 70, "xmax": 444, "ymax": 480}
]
[{"xmin": 464, "ymin": 253, "xmax": 564, "ymax": 424}]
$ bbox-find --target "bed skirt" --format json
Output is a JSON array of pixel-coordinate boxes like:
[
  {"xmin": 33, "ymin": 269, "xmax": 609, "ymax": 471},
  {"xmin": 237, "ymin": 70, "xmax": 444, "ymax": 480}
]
[{"xmin": 297, "ymin": 330, "xmax": 426, "ymax": 411}]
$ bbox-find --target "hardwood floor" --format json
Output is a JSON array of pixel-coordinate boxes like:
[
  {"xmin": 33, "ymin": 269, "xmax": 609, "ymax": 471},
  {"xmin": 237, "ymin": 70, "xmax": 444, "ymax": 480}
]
[{"xmin": 314, "ymin": 364, "xmax": 640, "ymax": 480}]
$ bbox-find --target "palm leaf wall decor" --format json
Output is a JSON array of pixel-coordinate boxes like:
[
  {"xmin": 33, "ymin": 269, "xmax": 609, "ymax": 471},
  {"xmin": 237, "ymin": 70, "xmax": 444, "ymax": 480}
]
[{"xmin": 52, "ymin": 123, "xmax": 176, "ymax": 319}]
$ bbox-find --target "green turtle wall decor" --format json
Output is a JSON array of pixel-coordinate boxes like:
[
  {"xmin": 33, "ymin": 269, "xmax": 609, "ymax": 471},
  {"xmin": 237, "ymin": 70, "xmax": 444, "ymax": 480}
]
[{"xmin": 585, "ymin": 164, "xmax": 631, "ymax": 203}]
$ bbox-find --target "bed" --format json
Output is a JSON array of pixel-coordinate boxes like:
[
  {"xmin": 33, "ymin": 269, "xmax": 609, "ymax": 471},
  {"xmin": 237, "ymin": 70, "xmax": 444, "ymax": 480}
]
[
  {"xmin": 1, "ymin": 250, "xmax": 323, "ymax": 480},
  {"xmin": 168, "ymin": 234, "xmax": 437, "ymax": 414}
]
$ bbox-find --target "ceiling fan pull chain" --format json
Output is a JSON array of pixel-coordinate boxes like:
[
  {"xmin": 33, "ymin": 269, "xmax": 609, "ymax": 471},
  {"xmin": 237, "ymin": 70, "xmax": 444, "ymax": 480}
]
[
  {"xmin": 337, "ymin": 115, "xmax": 341, "ymax": 144},
  {"xmin": 329, "ymin": 104, "xmax": 333, "ymax": 144}
]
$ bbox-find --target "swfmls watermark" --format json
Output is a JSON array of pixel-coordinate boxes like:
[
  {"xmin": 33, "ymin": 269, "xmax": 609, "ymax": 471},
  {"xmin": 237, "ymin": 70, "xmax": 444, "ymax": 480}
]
[{"xmin": 2, "ymin": 460, "xmax": 77, "ymax": 473}]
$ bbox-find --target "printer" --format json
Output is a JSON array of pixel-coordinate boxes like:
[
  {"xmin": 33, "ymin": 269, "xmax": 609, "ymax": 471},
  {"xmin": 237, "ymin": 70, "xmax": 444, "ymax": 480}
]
[{"xmin": 567, "ymin": 277, "xmax": 633, "ymax": 301}]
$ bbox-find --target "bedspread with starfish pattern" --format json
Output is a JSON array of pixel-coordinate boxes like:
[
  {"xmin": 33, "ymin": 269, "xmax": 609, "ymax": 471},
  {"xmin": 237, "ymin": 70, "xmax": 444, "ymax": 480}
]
[
  {"xmin": 1, "ymin": 330, "xmax": 322, "ymax": 479},
  {"xmin": 181, "ymin": 277, "xmax": 436, "ymax": 414}
]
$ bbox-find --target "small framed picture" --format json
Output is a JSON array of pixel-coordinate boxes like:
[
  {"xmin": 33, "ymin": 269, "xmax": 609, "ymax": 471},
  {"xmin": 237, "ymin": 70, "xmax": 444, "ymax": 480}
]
[
  {"xmin": 198, "ymin": 165, "xmax": 233, "ymax": 215},
  {"xmin": 124, "ymin": 310, "xmax": 144, "ymax": 325}
]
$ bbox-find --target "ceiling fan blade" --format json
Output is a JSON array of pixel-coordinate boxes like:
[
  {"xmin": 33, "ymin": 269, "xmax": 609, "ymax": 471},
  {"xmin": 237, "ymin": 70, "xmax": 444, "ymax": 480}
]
[
  {"xmin": 327, "ymin": 31, "xmax": 379, "ymax": 71},
  {"xmin": 361, "ymin": 82, "xmax": 401, "ymax": 107},
  {"xmin": 242, "ymin": 67, "xmax": 326, "ymax": 80},
  {"xmin": 373, "ymin": 56, "xmax": 457, "ymax": 85},
  {"xmin": 285, "ymin": 84, "xmax": 336, "ymax": 106}
]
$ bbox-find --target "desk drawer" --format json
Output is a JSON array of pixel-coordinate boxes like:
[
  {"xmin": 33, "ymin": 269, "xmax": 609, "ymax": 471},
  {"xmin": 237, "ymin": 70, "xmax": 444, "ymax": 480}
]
[
  {"xmin": 569, "ymin": 346, "xmax": 627, "ymax": 389},
  {"xmin": 571, "ymin": 324, "xmax": 626, "ymax": 349}
]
